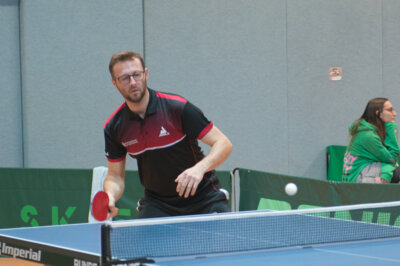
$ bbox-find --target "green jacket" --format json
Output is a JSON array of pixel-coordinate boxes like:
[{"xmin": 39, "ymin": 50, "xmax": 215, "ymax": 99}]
[{"xmin": 342, "ymin": 120, "xmax": 399, "ymax": 182}]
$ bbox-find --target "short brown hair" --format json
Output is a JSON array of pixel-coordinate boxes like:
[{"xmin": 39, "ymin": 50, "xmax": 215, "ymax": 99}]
[{"xmin": 109, "ymin": 51, "xmax": 145, "ymax": 79}]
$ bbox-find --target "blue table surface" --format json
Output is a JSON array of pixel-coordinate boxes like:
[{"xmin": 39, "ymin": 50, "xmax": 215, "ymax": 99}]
[
  {"xmin": 2, "ymin": 223, "xmax": 400, "ymax": 265},
  {"xmin": 0, "ymin": 222, "xmax": 102, "ymax": 255},
  {"xmin": 156, "ymin": 238, "xmax": 400, "ymax": 266}
]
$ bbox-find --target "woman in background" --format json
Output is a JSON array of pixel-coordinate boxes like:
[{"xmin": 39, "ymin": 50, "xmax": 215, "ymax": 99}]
[{"xmin": 342, "ymin": 97, "xmax": 400, "ymax": 183}]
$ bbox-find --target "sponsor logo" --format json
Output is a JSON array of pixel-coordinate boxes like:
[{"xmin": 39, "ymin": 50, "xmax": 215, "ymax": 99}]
[
  {"xmin": 20, "ymin": 205, "xmax": 76, "ymax": 226},
  {"xmin": 122, "ymin": 139, "xmax": 138, "ymax": 147},
  {"xmin": 258, "ymin": 198, "xmax": 400, "ymax": 226},
  {"xmin": 74, "ymin": 258, "xmax": 98, "ymax": 266},
  {"xmin": 159, "ymin": 126, "xmax": 170, "ymax": 137},
  {"xmin": 0, "ymin": 242, "xmax": 42, "ymax": 262}
]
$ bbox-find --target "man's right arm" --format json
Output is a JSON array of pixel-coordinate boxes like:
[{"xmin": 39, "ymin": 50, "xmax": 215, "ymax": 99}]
[{"xmin": 104, "ymin": 159, "xmax": 126, "ymax": 219}]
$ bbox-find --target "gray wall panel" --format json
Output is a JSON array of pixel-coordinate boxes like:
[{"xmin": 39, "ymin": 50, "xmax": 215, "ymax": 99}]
[
  {"xmin": 287, "ymin": 0, "xmax": 382, "ymax": 178},
  {"xmin": 19, "ymin": 0, "xmax": 143, "ymax": 168},
  {"xmin": 0, "ymin": 0, "xmax": 22, "ymax": 167},
  {"xmin": 144, "ymin": 0, "xmax": 288, "ymax": 173},
  {"xmin": 383, "ymin": 0, "xmax": 400, "ymax": 105},
  {"xmin": 2, "ymin": 0, "xmax": 400, "ymax": 180}
]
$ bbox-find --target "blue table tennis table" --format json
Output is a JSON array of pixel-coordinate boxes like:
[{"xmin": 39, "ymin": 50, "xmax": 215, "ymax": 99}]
[{"xmin": 1, "ymin": 203, "xmax": 400, "ymax": 266}]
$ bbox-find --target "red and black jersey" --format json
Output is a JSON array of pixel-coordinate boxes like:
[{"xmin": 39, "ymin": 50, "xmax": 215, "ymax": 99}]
[{"xmin": 104, "ymin": 88, "xmax": 217, "ymax": 197}]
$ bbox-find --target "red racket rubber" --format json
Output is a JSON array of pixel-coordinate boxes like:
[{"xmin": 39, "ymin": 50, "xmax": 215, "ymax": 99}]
[{"xmin": 91, "ymin": 191, "xmax": 109, "ymax": 221}]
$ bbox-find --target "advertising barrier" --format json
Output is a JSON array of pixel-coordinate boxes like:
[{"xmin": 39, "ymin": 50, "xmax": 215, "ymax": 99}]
[
  {"xmin": 0, "ymin": 167, "xmax": 231, "ymax": 228},
  {"xmin": 236, "ymin": 168, "xmax": 400, "ymax": 225}
]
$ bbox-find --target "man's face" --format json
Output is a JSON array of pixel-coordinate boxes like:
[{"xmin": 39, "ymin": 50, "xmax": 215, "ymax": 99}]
[
  {"xmin": 112, "ymin": 58, "xmax": 148, "ymax": 103},
  {"xmin": 380, "ymin": 101, "xmax": 397, "ymax": 123}
]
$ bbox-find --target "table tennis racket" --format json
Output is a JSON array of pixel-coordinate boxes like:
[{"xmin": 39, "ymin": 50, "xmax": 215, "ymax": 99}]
[{"xmin": 91, "ymin": 191, "xmax": 109, "ymax": 221}]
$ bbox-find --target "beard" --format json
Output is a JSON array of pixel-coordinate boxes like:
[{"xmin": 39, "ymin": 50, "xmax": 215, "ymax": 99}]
[
  {"xmin": 122, "ymin": 80, "xmax": 147, "ymax": 104},
  {"xmin": 127, "ymin": 87, "xmax": 146, "ymax": 103}
]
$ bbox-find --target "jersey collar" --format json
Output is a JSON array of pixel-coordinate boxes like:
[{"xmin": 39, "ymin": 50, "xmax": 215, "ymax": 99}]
[
  {"xmin": 124, "ymin": 88, "xmax": 157, "ymax": 120},
  {"xmin": 146, "ymin": 88, "xmax": 157, "ymax": 116}
]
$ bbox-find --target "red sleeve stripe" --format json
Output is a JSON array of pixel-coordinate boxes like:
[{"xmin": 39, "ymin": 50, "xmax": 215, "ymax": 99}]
[
  {"xmin": 156, "ymin": 92, "xmax": 187, "ymax": 103},
  {"xmin": 198, "ymin": 122, "xmax": 213, "ymax": 139},
  {"xmin": 104, "ymin": 102, "xmax": 126, "ymax": 128}
]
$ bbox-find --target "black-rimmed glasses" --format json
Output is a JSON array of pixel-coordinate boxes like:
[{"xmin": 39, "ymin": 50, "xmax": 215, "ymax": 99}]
[{"xmin": 116, "ymin": 71, "xmax": 145, "ymax": 85}]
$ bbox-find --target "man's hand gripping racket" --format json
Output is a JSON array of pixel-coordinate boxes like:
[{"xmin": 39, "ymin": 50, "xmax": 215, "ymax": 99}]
[{"xmin": 91, "ymin": 191, "xmax": 119, "ymax": 221}]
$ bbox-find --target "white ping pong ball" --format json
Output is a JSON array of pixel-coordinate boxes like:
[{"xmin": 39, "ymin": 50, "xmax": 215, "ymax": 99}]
[{"xmin": 285, "ymin": 183, "xmax": 297, "ymax": 196}]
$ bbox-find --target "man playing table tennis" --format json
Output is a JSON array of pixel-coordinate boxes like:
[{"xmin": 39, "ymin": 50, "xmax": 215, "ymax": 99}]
[{"xmin": 103, "ymin": 50, "xmax": 232, "ymax": 219}]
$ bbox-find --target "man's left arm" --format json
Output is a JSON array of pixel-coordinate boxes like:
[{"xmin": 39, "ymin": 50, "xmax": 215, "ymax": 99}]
[{"xmin": 175, "ymin": 125, "xmax": 232, "ymax": 198}]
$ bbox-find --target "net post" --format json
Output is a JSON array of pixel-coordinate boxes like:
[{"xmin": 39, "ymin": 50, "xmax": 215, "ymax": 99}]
[{"xmin": 101, "ymin": 223, "xmax": 112, "ymax": 265}]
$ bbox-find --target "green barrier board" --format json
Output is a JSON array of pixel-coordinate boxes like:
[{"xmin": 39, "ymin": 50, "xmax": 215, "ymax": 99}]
[
  {"xmin": 237, "ymin": 168, "xmax": 400, "ymax": 225},
  {"xmin": 0, "ymin": 168, "xmax": 231, "ymax": 228}
]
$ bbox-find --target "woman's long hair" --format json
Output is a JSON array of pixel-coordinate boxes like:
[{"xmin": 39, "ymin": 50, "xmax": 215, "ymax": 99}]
[{"xmin": 350, "ymin": 97, "xmax": 388, "ymax": 144}]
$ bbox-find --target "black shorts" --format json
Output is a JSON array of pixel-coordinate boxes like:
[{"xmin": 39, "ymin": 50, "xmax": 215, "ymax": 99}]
[{"xmin": 136, "ymin": 186, "xmax": 230, "ymax": 218}]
